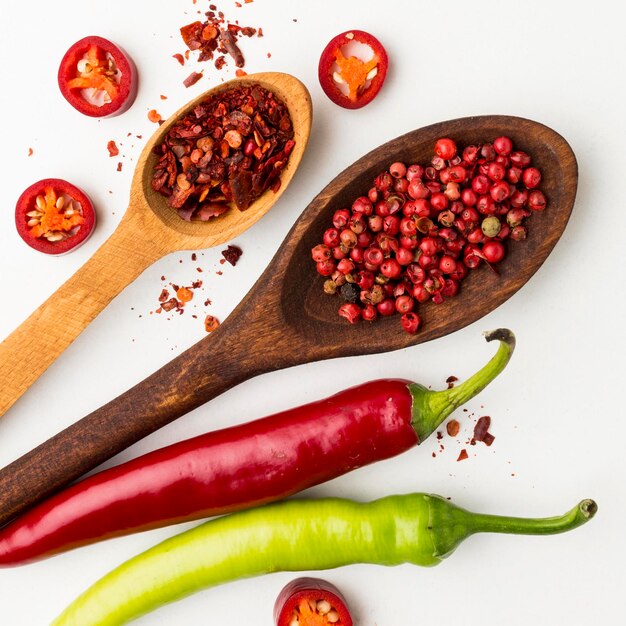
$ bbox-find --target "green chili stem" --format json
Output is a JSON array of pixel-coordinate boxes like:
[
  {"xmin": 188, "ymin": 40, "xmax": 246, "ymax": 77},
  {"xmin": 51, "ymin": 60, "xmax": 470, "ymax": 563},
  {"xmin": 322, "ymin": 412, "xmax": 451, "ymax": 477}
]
[
  {"xmin": 468, "ymin": 499, "xmax": 598, "ymax": 536},
  {"xmin": 412, "ymin": 328, "xmax": 515, "ymax": 441}
]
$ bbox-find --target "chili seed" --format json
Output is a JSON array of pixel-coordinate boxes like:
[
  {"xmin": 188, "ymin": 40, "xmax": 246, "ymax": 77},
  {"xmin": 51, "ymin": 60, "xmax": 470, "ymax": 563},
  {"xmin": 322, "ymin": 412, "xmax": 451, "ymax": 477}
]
[{"xmin": 317, "ymin": 600, "xmax": 332, "ymax": 615}]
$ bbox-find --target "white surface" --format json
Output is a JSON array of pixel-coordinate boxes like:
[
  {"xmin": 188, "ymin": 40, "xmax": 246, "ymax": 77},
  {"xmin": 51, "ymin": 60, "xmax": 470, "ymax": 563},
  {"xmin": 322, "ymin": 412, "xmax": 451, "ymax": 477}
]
[{"xmin": 0, "ymin": 1, "xmax": 623, "ymax": 624}]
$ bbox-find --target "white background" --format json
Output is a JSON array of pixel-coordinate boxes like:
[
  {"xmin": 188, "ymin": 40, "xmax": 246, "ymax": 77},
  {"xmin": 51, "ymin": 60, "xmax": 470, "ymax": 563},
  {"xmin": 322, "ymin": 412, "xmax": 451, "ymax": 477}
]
[{"xmin": 0, "ymin": 1, "xmax": 624, "ymax": 624}]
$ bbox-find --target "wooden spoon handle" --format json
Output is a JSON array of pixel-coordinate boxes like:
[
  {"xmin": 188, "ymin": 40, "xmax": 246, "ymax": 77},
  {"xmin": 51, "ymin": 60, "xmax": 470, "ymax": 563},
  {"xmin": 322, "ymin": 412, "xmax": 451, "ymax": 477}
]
[
  {"xmin": 0, "ymin": 216, "xmax": 163, "ymax": 417},
  {"xmin": 0, "ymin": 308, "xmax": 290, "ymax": 526}
]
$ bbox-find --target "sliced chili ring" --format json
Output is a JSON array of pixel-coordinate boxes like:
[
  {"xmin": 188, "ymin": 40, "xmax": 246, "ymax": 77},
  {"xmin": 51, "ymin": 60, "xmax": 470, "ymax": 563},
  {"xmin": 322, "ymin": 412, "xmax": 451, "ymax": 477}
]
[
  {"xmin": 58, "ymin": 36, "xmax": 137, "ymax": 117},
  {"xmin": 15, "ymin": 179, "xmax": 96, "ymax": 255},
  {"xmin": 274, "ymin": 577, "xmax": 353, "ymax": 626},
  {"xmin": 318, "ymin": 30, "xmax": 388, "ymax": 109}
]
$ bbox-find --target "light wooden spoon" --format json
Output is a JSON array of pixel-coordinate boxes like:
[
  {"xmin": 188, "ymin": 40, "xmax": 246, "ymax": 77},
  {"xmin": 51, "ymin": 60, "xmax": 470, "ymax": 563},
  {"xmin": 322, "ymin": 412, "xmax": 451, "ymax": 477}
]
[
  {"xmin": 0, "ymin": 115, "xmax": 577, "ymax": 526},
  {"xmin": 0, "ymin": 72, "xmax": 312, "ymax": 417}
]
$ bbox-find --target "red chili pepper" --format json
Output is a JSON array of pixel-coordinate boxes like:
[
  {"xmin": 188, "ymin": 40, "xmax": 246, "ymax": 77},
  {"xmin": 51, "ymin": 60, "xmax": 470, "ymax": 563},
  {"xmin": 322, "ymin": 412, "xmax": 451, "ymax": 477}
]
[
  {"xmin": 0, "ymin": 330, "xmax": 513, "ymax": 566},
  {"xmin": 14, "ymin": 179, "xmax": 96, "ymax": 255},
  {"xmin": 274, "ymin": 578, "xmax": 353, "ymax": 626},
  {"xmin": 318, "ymin": 30, "xmax": 388, "ymax": 109},
  {"xmin": 58, "ymin": 36, "xmax": 137, "ymax": 117}
]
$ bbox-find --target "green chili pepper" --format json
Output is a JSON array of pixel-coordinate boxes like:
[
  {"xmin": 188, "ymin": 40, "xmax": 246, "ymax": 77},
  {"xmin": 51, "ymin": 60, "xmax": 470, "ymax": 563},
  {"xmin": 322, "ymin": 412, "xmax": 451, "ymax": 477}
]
[{"xmin": 52, "ymin": 493, "xmax": 596, "ymax": 626}]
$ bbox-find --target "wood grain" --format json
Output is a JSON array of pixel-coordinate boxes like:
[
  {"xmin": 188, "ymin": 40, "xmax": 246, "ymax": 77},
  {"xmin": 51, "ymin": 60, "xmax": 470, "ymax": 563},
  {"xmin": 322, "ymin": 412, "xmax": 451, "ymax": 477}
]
[
  {"xmin": 0, "ymin": 115, "xmax": 577, "ymax": 527},
  {"xmin": 0, "ymin": 72, "xmax": 312, "ymax": 418}
]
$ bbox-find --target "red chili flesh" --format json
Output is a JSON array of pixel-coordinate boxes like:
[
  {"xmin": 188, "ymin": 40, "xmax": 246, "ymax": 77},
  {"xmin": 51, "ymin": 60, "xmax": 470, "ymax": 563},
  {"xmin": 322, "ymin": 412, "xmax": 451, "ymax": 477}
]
[
  {"xmin": 0, "ymin": 380, "xmax": 416, "ymax": 566},
  {"xmin": 318, "ymin": 30, "xmax": 388, "ymax": 109},
  {"xmin": 14, "ymin": 179, "xmax": 96, "ymax": 255},
  {"xmin": 274, "ymin": 578, "xmax": 353, "ymax": 626},
  {"xmin": 58, "ymin": 36, "xmax": 137, "ymax": 117}
]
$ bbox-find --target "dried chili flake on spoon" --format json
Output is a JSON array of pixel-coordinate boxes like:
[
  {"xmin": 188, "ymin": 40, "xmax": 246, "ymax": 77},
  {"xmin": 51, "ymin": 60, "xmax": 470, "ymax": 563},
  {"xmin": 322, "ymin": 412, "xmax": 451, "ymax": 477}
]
[{"xmin": 151, "ymin": 84, "xmax": 294, "ymax": 220}]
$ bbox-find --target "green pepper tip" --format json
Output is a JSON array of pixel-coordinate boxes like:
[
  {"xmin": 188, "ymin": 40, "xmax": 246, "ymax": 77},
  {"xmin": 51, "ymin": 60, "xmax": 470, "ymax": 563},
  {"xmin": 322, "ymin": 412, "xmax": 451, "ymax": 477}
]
[
  {"xmin": 483, "ymin": 327, "xmax": 516, "ymax": 350},
  {"xmin": 579, "ymin": 499, "xmax": 598, "ymax": 520},
  {"xmin": 411, "ymin": 328, "xmax": 516, "ymax": 442}
]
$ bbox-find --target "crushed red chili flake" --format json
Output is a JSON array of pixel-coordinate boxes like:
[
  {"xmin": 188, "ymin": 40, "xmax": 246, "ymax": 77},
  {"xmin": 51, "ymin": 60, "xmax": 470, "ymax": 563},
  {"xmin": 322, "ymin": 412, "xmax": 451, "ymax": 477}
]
[
  {"xmin": 179, "ymin": 5, "xmax": 262, "ymax": 70},
  {"xmin": 151, "ymin": 84, "xmax": 294, "ymax": 220},
  {"xmin": 235, "ymin": 69, "xmax": 247, "ymax": 77},
  {"xmin": 28, "ymin": 147, "xmax": 33, "ymax": 157},
  {"xmin": 471, "ymin": 415, "xmax": 495, "ymax": 446},
  {"xmin": 446, "ymin": 419, "xmax": 460, "ymax": 437},
  {"xmin": 160, "ymin": 95, "xmax": 168, "ymax": 100},
  {"xmin": 107, "ymin": 140, "xmax": 119, "ymax": 157},
  {"xmin": 191, "ymin": 253, "xmax": 197, "ymax": 261},
  {"xmin": 173, "ymin": 53, "xmax": 185, "ymax": 66},
  {"xmin": 183, "ymin": 71, "xmax": 204, "ymax": 88},
  {"xmin": 159, "ymin": 289, "xmax": 170, "ymax": 302},
  {"xmin": 221, "ymin": 244, "xmax": 243, "ymax": 265},
  {"xmin": 117, "ymin": 162, "xmax": 123, "ymax": 172},
  {"xmin": 446, "ymin": 375, "xmax": 458, "ymax": 389},
  {"xmin": 161, "ymin": 298, "xmax": 179, "ymax": 312},
  {"xmin": 204, "ymin": 315, "xmax": 220, "ymax": 332},
  {"xmin": 457, "ymin": 449, "xmax": 469, "ymax": 462},
  {"xmin": 177, "ymin": 286, "xmax": 194, "ymax": 303},
  {"xmin": 148, "ymin": 109, "xmax": 162, "ymax": 123}
]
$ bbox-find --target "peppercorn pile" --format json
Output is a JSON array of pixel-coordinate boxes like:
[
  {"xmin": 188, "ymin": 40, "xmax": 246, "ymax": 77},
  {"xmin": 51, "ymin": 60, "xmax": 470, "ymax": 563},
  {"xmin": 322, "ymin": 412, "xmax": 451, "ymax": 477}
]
[
  {"xmin": 311, "ymin": 137, "xmax": 546, "ymax": 333},
  {"xmin": 151, "ymin": 84, "xmax": 295, "ymax": 220}
]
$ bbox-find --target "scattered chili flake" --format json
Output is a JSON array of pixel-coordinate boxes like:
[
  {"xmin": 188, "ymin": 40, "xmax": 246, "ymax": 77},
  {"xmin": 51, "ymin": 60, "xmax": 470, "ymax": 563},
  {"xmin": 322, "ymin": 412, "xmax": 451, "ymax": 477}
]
[
  {"xmin": 215, "ymin": 56, "xmax": 227, "ymax": 70},
  {"xmin": 457, "ymin": 449, "xmax": 469, "ymax": 462},
  {"xmin": 204, "ymin": 298, "xmax": 212, "ymax": 306},
  {"xmin": 258, "ymin": 27, "xmax": 263, "ymax": 37},
  {"xmin": 471, "ymin": 416, "xmax": 495, "ymax": 446},
  {"xmin": 151, "ymin": 84, "xmax": 294, "ymax": 220},
  {"xmin": 235, "ymin": 69, "xmax": 247, "ymax": 77},
  {"xmin": 117, "ymin": 162, "xmax": 123, "ymax": 172},
  {"xmin": 173, "ymin": 53, "xmax": 185, "ymax": 66},
  {"xmin": 158, "ymin": 289, "xmax": 170, "ymax": 302},
  {"xmin": 160, "ymin": 95, "xmax": 168, "ymax": 100},
  {"xmin": 191, "ymin": 253, "xmax": 197, "ymax": 261},
  {"xmin": 28, "ymin": 147, "xmax": 34, "ymax": 157},
  {"xmin": 204, "ymin": 315, "xmax": 220, "ymax": 332},
  {"xmin": 177, "ymin": 286, "xmax": 194, "ymax": 303},
  {"xmin": 179, "ymin": 6, "xmax": 262, "ymax": 70},
  {"xmin": 161, "ymin": 298, "xmax": 179, "ymax": 312},
  {"xmin": 436, "ymin": 431, "xmax": 443, "ymax": 441},
  {"xmin": 221, "ymin": 244, "xmax": 243, "ymax": 265},
  {"xmin": 267, "ymin": 52, "xmax": 271, "ymax": 58},
  {"xmin": 161, "ymin": 275, "xmax": 166, "ymax": 281},
  {"xmin": 191, "ymin": 280, "xmax": 203, "ymax": 288},
  {"xmin": 148, "ymin": 109, "xmax": 162, "ymax": 123},
  {"xmin": 107, "ymin": 140, "xmax": 119, "ymax": 157},
  {"xmin": 183, "ymin": 71, "xmax": 204, "ymax": 88},
  {"xmin": 446, "ymin": 419, "xmax": 460, "ymax": 437},
  {"xmin": 446, "ymin": 375, "xmax": 458, "ymax": 389},
  {"xmin": 235, "ymin": 1, "xmax": 242, "ymax": 6}
]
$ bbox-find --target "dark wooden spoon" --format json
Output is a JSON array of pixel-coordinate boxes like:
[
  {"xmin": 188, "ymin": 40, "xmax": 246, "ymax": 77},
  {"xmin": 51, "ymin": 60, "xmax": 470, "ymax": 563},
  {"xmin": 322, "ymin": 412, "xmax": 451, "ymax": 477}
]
[{"xmin": 0, "ymin": 115, "xmax": 577, "ymax": 526}]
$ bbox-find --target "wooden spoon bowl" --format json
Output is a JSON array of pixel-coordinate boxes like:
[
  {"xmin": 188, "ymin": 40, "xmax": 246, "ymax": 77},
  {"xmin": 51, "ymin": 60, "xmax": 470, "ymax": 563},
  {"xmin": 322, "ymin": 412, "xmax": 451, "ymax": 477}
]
[
  {"xmin": 0, "ymin": 72, "xmax": 312, "ymax": 417},
  {"xmin": 280, "ymin": 115, "xmax": 577, "ymax": 353},
  {"xmin": 0, "ymin": 115, "xmax": 577, "ymax": 526}
]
